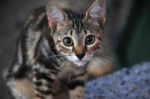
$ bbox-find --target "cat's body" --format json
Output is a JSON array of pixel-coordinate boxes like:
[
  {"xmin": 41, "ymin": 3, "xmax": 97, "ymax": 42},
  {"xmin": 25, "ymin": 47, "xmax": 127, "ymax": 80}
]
[{"xmin": 7, "ymin": 0, "xmax": 115, "ymax": 99}]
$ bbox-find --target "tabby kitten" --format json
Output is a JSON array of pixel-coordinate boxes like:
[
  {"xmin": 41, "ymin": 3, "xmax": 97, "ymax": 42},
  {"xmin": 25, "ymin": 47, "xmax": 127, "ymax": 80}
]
[{"xmin": 7, "ymin": 0, "xmax": 114, "ymax": 99}]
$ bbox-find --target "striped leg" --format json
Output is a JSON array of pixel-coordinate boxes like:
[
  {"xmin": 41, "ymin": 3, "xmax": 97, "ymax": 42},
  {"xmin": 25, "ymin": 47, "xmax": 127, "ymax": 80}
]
[
  {"xmin": 33, "ymin": 73, "xmax": 53, "ymax": 99},
  {"xmin": 69, "ymin": 86, "xmax": 84, "ymax": 99},
  {"xmin": 35, "ymin": 94, "xmax": 53, "ymax": 99},
  {"xmin": 68, "ymin": 80, "xmax": 85, "ymax": 99},
  {"xmin": 32, "ymin": 64, "xmax": 55, "ymax": 99}
]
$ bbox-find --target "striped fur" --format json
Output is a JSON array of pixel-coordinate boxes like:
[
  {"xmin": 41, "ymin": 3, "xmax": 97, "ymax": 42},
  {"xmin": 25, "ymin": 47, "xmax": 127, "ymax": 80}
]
[{"xmin": 7, "ymin": 0, "xmax": 115, "ymax": 99}]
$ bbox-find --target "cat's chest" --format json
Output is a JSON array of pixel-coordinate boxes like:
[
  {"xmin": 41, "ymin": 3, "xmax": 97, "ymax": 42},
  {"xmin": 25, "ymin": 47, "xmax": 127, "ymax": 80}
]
[
  {"xmin": 51, "ymin": 61, "xmax": 86, "ymax": 80},
  {"xmin": 43, "ymin": 62, "xmax": 86, "ymax": 92}
]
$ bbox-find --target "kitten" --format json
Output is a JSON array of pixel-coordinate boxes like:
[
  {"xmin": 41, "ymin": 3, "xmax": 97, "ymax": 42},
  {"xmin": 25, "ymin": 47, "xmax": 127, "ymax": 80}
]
[{"xmin": 7, "ymin": 0, "xmax": 115, "ymax": 99}]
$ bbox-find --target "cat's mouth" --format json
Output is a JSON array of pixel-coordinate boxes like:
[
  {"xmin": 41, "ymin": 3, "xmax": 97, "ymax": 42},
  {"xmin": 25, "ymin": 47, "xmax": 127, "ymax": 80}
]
[
  {"xmin": 73, "ymin": 60, "xmax": 88, "ymax": 67},
  {"xmin": 66, "ymin": 55, "xmax": 91, "ymax": 67}
]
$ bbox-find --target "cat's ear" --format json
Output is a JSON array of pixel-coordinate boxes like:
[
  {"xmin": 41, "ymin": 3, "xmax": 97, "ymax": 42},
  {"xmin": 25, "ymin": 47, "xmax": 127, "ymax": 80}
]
[
  {"xmin": 84, "ymin": 0, "xmax": 106, "ymax": 28},
  {"xmin": 46, "ymin": 2, "xmax": 66, "ymax": 32}
]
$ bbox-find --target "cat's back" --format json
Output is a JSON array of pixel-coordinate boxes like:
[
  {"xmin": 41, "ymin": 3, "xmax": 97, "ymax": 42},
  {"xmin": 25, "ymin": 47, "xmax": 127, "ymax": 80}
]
[
  {"xmin": 23, "ymin": 6, "xmax": 48, "ymax": 41},
  {"xmin": 7, "ymin": 6, "xmax": 48, "ymax": 78},
  {"xmin": 6, "ymin": 7, "xmax": 50, "ymax": 99},
  {"xmin": 22, "ymin": 6, "xmax": 49, "ymax": 65}
]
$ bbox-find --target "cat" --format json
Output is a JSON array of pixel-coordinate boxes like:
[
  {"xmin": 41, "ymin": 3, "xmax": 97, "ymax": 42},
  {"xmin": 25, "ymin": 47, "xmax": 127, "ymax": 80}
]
[{"xmin": 6, "ymin": 0, "xmax": 115, "ymax": 99}]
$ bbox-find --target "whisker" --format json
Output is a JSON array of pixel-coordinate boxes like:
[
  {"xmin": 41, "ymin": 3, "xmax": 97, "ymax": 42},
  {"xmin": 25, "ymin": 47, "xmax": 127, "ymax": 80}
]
[
  {"xmin": 49, "ymin": 47, "xmax": 57, "ymax": 50},
  {"xmin": 48, "ymin": 54, "xmax": 71, "ymax": 58},
  {"xmin": 48, "ymin": 54, "xmax": 65, "ymax": 58},
  {"xmin": 91, "ymin": 58, "xmax": 100, "ymax": 68},
  {"xmin": 48, "ymin": 55, "xmax": 71, "ymax": 61},
  {"xmin": 59, "ymin": 56, "xmax": 67, "ymax": 60}
]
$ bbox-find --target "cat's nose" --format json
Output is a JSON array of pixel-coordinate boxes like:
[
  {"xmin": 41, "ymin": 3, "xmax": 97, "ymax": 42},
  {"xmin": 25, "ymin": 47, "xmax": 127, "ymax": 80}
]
[{"xmin": 76, "ymin": 53, "xmax": 85, "ymax": 60}]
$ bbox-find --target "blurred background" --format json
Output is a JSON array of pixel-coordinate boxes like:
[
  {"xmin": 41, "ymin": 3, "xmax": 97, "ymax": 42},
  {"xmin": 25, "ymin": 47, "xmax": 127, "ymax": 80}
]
[{"xmin": 0, "ymin": 0, "xmax": 150, "ymax": 98}]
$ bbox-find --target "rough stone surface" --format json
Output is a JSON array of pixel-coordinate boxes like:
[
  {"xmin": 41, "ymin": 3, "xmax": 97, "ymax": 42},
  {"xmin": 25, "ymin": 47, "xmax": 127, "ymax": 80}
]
[{"xmin": 85, "ymin": 62, "xmax": 150, "ymax": 99}]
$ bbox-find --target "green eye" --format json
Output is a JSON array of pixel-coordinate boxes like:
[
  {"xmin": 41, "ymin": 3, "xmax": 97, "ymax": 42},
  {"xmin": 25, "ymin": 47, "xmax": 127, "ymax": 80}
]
[
  {"xmin": 85, "ymin": 35, "xmax": 95, "ymax": 45},
  {"xmin": 63, "ymin": 37, "xmax": 73, "ymax": 46}
]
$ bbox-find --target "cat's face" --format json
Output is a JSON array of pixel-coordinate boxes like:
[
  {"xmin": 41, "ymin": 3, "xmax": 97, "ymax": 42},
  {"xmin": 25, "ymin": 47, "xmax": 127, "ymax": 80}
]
[
  {"xmin": 47, "ymin": 0, "xmax": 106, "ymax": 66},
  {"xmin": 53, "ymin": 24, "xmax": 102, "ymax": 66}
]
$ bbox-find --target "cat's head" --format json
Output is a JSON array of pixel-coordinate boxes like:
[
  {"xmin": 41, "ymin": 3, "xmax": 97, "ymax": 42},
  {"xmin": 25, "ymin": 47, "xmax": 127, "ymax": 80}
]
[{"xmin": 46, "ymin": 0, "xmax": 106, "ymax": 67}]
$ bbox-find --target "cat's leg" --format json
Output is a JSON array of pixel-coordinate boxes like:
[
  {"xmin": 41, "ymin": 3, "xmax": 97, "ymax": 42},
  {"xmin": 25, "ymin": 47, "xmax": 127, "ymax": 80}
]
[
  {"xmin": 33, "ymin": 76, "xmax": 53, "ymax": 99},
  {"xmin": 35, "ymin": 95, "xmax": 53, "ymax": 99},
  {"xmin": 33, "ymin": 64, "xmax": 55, "ymax": 99},
  {"xmin": 7, "ymin": 78, "xmax": 35, "ymax": 99},
  {"xmin": 68, "ymin": 80, "xmax": 85, "ymax": 99},
  {"xmin": 33, "ymin": 74, "xmax": 54, "ymax": 99},
  {"xmin": 69, "ymin": 86, "xmax": 84, "ymax": 99}
]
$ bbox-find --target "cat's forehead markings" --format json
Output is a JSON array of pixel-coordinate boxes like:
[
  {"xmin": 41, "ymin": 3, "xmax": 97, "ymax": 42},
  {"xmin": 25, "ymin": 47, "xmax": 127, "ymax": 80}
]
[
  {"xmin": 64, "ymin": 29, "xmax": 71, "ymax": 35},
  {"xmin": 70, "ymin": 29, "xmax": 73, "ymax": 36},
  {"xmin": 87, "ymin": 29, "xmax": 93, "ymax": 34},
  {"xmin": 97, "ymin": 36, "xmax": 102, "ymax": 41},
  {"xmin": 84, "ymin": 29, "xmax": 87, "ymax": 35},
  {"xmin": 70, "ymin": 17, "xmax": 83, "ymax": 34}
]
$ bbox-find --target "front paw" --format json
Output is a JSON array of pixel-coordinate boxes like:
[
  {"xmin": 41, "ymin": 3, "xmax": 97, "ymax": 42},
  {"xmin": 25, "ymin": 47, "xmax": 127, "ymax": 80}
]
[{"xmin": 69, "ymin": 86, "xmax": 84, "ymax": 99}]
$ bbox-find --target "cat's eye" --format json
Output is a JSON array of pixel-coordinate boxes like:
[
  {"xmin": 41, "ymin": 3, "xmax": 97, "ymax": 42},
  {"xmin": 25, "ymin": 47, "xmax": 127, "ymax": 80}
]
[
  {"xmin": 85, "ymin": 35, "xmax": 95, "ymax": 45},
  {"xmin": 63, "ymin": 37, "xmax": 74, "ymax": 47}
]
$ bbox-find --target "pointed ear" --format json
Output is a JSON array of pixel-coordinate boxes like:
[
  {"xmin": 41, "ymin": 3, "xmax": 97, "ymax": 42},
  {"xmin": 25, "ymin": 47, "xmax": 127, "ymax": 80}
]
[
  {"xmin": 46, "ymin": 2, "xmax": 66, "ymax": 32},
  {"xmin": 84, "ymin": 0, "xmax": 106, "ymax": 28}
]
